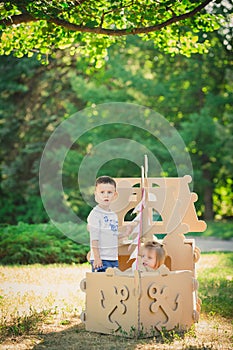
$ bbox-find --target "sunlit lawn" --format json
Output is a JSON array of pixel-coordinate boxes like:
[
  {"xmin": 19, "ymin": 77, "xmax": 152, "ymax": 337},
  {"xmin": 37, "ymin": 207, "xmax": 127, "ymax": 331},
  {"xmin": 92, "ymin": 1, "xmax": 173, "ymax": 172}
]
[
  {"xmin": 0, "ymin": 264, "xmax": 88, "ymax": 326},
  {"xmin": 0, "ymin": 254, "xmax": 232, "ymax": 349}
]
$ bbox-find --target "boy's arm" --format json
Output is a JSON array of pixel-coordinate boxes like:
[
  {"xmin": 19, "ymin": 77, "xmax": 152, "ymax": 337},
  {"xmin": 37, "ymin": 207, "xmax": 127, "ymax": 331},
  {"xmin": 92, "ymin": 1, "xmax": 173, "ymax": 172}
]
[
  {"xmin": 87, "ymin": 211, "xmax": 102, "ymax": 269},
  {"xmin": 91, "ymin": 240, "xmax": 102, "ymax": 269}
]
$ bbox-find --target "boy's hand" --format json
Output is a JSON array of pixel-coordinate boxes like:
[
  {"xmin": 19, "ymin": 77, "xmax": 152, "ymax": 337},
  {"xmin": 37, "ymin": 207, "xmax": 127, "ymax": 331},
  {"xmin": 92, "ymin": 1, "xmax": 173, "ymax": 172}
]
[{"xmin": 94, "ymin": 257, "xmax": 103, "ymax": 269}]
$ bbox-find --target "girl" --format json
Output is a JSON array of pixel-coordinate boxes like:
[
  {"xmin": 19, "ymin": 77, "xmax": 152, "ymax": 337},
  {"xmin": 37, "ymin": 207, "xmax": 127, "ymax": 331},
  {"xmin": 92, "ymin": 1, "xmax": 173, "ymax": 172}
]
[{"xmin": 140, "ymin": 241, "xmax": 166, "ymax": 271}]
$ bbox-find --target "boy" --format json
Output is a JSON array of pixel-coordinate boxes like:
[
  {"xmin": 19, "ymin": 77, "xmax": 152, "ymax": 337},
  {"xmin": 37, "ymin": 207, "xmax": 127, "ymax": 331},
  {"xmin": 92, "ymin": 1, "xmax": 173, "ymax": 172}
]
[{"xmin": 87, "ymin": 176, "xmax": 122, "ymax": 272}]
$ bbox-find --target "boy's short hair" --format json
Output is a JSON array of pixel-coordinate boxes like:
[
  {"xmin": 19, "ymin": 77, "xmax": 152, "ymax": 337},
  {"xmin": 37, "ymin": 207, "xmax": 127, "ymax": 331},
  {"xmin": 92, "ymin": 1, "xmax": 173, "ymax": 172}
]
[
  {"xmin": 95, "ymin": 176, "xmax": 116, "ymax": 189},
  {"xmin": 144, "ymin": 241, "xmax": 166, "ymax": 267}
]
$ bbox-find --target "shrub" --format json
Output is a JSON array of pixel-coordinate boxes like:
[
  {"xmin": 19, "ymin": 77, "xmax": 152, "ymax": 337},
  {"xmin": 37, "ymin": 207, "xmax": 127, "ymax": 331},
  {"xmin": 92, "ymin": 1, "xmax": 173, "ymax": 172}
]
[{"xmin": 0, "ymin": 222, "xmax": 89, "ymax": 265}]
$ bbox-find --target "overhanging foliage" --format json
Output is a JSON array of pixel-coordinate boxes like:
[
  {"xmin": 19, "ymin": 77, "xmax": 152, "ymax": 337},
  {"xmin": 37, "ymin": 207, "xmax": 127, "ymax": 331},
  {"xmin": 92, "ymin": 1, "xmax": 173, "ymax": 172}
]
[{"xmin": 0, "ymin": 0, "xmax": 224, "ymax": 62}]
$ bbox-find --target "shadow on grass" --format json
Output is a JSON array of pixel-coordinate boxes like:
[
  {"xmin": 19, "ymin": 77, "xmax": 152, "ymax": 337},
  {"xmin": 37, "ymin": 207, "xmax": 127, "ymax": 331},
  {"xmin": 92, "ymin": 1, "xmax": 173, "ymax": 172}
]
[
  {"xmin": 0, "ymin": 309, "xmax": 50, "ymax": 342},
  {"xmin": 32, "ymin": 322, "xmax": 190, "ymax": 350},
  {"xmin": 33, "ymin": 323, "xmax": 140, "ymax": 350}
]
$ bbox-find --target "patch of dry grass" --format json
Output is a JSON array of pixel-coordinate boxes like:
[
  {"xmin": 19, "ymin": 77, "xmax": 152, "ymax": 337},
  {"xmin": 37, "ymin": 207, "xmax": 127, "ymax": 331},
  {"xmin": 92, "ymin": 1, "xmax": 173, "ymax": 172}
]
[{"xmin": 0, "ymin": 256, "xmax": 232, "ymax": 350}]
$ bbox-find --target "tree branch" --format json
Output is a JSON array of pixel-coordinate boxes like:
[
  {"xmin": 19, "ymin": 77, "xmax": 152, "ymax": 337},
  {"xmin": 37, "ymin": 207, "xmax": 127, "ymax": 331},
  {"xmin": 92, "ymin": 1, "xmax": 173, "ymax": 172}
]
[
  {"xmin": 1, "ymin": 13, "xmax": 36, "ymax": 26},
  {"xmin": 0, "ymin": 0, "xmax": 213, "ymax": 36}
]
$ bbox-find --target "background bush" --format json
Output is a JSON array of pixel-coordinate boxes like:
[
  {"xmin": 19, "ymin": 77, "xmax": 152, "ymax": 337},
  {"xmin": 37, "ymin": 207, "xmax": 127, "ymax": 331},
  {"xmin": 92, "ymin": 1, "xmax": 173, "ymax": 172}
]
[
  {"xmin": 0, "ymin": 222, "xmax": 89, "ymax": 265},
  {"xmin": 0, "ymin": 221, "xmax": 232, "ymax": 265}
]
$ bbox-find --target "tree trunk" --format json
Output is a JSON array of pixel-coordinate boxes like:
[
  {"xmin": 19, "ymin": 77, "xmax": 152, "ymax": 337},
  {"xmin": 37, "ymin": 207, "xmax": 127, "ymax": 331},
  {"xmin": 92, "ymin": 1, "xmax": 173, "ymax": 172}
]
[{"xmin": 203, "ymin": 167, "xmax": 214, "ymax": 220}]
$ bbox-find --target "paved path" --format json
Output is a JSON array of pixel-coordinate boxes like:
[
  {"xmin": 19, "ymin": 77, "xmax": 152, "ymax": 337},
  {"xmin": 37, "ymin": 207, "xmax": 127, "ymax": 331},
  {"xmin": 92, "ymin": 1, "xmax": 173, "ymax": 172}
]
[{"xmin": 188, "ymin": 236, "xmax": 233, "ymax": 252}]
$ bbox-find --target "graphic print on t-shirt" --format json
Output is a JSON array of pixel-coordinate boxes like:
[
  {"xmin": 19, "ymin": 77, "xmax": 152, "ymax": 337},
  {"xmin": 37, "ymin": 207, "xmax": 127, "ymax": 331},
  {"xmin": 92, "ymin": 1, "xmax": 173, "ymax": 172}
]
[{"xmin": 103, "ymin": 215, "xmax": 118, "ymax": 234}]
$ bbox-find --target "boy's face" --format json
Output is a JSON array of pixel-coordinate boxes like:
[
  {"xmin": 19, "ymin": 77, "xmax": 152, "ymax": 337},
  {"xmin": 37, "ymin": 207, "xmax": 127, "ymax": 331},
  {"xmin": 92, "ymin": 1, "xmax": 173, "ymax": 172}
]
[
  {"xmin": 142, "ymin": 248, "xmax": 157, "ymax": 269},
  {"xmin": 95, "ymin": 183, "xmax": 117, "ymax": 209}
]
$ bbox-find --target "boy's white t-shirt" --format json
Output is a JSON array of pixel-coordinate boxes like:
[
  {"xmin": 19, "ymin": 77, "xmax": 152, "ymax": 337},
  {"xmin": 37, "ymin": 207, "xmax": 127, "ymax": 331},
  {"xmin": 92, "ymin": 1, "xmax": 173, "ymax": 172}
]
[{"xmin": 87, "ymin": 205, "xmax": 118, "ymax": 261}]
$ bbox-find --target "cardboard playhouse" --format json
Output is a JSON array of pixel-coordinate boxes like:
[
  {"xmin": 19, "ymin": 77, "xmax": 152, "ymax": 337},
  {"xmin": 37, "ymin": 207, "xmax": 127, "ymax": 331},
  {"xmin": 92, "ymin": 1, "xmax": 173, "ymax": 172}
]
[{"xmin": 80, "ymin": 157, "xmax": 206, "ymax": 337}]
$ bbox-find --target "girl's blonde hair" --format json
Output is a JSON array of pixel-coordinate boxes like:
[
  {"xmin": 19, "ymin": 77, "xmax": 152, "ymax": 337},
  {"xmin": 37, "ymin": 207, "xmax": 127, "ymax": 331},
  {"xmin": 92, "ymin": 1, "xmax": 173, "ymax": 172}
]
[{"xmin": 143, "ymin": 241, "xmax": 166, "ymax": 269}]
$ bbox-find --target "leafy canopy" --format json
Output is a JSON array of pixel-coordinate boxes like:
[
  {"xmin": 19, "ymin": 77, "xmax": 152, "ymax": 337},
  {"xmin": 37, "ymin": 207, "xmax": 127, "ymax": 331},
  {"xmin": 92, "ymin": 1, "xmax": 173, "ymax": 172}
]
[{"xmin": 0, "ymin": 0, "xmax": 223, "ymax": 63}]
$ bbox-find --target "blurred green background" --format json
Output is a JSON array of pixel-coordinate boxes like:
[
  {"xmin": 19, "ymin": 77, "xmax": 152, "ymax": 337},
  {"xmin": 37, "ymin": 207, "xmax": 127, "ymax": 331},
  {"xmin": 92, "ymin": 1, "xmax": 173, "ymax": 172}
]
[
  {"xmin": 0, "ymin": 2, "xmax": 232, "ymax": 264},
  {"xmin": 1, "ymin": 34, "xmax": 232, "ymax": 225}
]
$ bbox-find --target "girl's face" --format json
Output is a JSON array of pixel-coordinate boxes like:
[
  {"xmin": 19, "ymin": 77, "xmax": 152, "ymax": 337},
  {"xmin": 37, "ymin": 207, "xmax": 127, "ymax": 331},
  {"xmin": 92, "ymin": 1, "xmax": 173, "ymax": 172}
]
[
  {"xmin": 95, "ymin": 183, "xmax": 117, "ymax": 209},
  {"xmin": 142, "ymin": 248, "xmax": 157, "ymax": 269}
]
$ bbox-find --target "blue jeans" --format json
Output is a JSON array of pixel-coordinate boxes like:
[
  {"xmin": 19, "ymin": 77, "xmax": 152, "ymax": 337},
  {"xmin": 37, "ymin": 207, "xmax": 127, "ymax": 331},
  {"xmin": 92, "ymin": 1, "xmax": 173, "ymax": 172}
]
[{"xmin": 90, "ymin": 260, "xmax": 118, "ymax": 272}]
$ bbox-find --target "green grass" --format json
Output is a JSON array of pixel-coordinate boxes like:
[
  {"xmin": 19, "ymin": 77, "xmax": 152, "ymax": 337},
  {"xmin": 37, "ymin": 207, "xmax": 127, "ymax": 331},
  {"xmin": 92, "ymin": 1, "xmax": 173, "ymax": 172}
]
[
  {"xmin": 198, "ymin": 252, "xmax": 233, "ymax": 318},
  {"xmin": 0, "ymin": 308, "xmax": 49, "ymax": 340},
  {"xmin": 198, "ymin": 220, "xmax": 233, "ymax": 240},
  {"xmin": 0, "ymin": 254, "xmax": 232, "ymax": 349}
]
